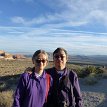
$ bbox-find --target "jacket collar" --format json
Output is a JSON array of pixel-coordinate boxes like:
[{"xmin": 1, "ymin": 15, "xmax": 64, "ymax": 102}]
[
  {"xmin": 32, "ymin": 67, "xmax": 46, "ymax": 79},
  {"xmin": 53, "ymin": 67, "xmax": 68, "ymax": 76}
]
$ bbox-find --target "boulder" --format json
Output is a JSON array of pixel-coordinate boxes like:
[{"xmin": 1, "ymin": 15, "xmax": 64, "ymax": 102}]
[
  {"xmin": 13, "ymin": 54, "xmax": 26, "ymax": 59},
  {"xmin": 4, "ymin": 52, "xmax": 14, "ymax": 60},
  {"xmin": 0, "ymin": 56, "xmax": 4, "ymax": 59},
  {"xmin": 0, "ymin": 50, "xmax": 5, "ymax": 56}
]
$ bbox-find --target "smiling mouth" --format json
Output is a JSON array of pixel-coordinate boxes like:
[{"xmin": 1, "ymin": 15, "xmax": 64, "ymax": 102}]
[{"xmin": 57, "ymin": 61, "xmax": 63, "ymax": 64}]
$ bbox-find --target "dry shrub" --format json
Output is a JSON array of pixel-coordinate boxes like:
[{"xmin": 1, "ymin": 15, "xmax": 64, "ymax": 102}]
[
  {"xmin": 84, "ymin": 73, "xmax": 98, "ymax": 85},
  {"xmin": 101, "ymin": 68, "xmax": 107, "ymax": 79},
  {"xmin": 0, "ymin": 90, "xmax": 13, "ymax": 107}
]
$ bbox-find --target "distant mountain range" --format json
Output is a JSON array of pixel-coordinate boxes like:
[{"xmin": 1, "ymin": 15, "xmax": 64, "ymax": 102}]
[
  {"xmin": 68, "ymin": 55, "xmax": 107, "ymax": 66},
  {"xmin": 1, "ymin": 50, "xmax": 107, "ymax": 65},
  {"xmin": 25, "ymin": 53, "xmax": 107, "ymax": 66}
]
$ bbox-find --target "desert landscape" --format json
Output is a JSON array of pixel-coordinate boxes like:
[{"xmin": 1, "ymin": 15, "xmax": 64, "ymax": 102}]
[
  {"xmin": 0, "ymin": 51, "xmax": 107, "ymax": 107},
  {"xmin": 1, "ymin": 0, "xmax": 107, "ymax": 107}
]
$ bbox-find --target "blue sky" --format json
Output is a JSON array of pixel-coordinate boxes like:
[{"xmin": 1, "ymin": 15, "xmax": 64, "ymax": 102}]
[{"xmin": 0, "ymin": 0, "xmax": 107, "ymax": 55}]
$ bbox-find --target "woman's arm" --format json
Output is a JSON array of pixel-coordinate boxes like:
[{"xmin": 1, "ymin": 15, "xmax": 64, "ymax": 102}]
[{"xmin": 12, "ymin": 73, "xmax": 27, "ymax": 107}]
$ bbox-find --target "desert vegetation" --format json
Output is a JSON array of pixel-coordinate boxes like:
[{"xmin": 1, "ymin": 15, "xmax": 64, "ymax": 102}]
[{"xmin": 0, "ymin": 58, "xmax": 107, "ymax": 107}]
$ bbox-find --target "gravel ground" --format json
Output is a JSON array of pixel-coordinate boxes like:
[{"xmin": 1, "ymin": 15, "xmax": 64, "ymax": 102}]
[{"xmin": 80, "ymin": 79, "xmax": 107, "ymax": 107}]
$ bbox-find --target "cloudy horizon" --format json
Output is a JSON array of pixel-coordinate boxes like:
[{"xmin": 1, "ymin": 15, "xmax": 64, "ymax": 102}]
[{"xmin": 0, "ymin": 0, "xmax": 107, "ymax": 55}]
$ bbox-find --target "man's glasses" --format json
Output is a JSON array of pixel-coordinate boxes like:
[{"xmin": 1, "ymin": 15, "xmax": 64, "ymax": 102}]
[
  {"xmin": 35, "ymin": 59, "xmax": 47, "ymax": 63},
  {"xmin": 54, "ymin": 55, "xmax": 65, "ymax": 59}
]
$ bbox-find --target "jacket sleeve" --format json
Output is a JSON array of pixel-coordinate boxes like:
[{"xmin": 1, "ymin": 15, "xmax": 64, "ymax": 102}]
[
  {"xmin": 12, "ymin": 73, "xmax": 27, "ymax": 107},
  {"xmin": 73, "ymin": 72, "xmax": 83, "ymax": 107}
]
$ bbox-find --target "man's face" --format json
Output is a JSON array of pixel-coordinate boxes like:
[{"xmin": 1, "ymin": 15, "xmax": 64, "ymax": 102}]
[
  {"xmin": 53, "ymin": 50, "xmax": 67, "ymax": 70},
  {"xmin": 33, "ymin": 53, "xmax": 48, "ymax": 71}
]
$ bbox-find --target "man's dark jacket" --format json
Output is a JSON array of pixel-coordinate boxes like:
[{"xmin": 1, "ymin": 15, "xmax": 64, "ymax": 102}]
[{"xmin": 45, "ymin": 67, "xmax": 82, "ymax": 107}]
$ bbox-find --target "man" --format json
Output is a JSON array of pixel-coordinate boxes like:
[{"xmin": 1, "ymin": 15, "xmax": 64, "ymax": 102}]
[{"xmin": 46, "ymin": 47, "xmax": 82, "ymax": 107}]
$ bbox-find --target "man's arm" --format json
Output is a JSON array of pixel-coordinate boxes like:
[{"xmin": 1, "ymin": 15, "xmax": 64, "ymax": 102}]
[{"xmin": 73, "ymin": 73, "xmax": 83, "ymax": 107}]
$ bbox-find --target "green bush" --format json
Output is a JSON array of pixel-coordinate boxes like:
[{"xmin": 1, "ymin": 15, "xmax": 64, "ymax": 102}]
[
  {"xmin": 95, "ymin": 67, "xmax": 104, "ymax": 74},
  {"xmin": 78, "ymin": 66, "xmax": 104, "ymax": 78},
  {"xmin": 84, "ymin": 73, "xmax": 98, "ymax": 85}
]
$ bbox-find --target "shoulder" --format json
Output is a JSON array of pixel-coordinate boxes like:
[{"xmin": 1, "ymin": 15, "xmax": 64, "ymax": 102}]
[
  {"xmin": 68, "ymin": 69, "xmax": 78, "ymax": 82},
  {"xmin": 45, "ymin": 67, "xmax": 54, "ymax": 71},
  {"xmin": 45, "ymin": 67, "xmax": 55, "ymax": 74},
  {"xmin": 45, "ymin": 72, "xmax": 51, "ymax": 78},
  {"xmin": 19, "ymin": 71, "xmax": 33, "ymax": 82},
  {"xmin": 21, "ymin": 71, "xmax": 32, "ymax": 77},
  {"xmin": 68, "ymin": 69, "xmax": 78, "ymax": 77}
]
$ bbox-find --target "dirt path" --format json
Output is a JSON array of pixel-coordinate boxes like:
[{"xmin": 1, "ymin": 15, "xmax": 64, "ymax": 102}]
[{"xmin": 80, "ymin": 79, "xmax": 107, "ymax": 107}]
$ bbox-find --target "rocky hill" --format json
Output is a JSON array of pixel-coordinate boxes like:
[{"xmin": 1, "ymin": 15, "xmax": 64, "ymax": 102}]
[{"xmin": 0, "ymin": 50, "xmax": 26, "ymax": 60}]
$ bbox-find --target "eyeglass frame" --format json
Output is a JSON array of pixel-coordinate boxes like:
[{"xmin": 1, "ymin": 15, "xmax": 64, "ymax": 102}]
[
  {"xmin": 54, "ymin": 55, "xmax": 66, "ymax": 59},
  {"xmin": 35, "ymin": 59, "xmax": 48, "ymax": 63}
]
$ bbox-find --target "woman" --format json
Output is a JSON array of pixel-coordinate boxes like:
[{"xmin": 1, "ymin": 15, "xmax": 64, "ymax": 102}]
[
  {"xmin": 46, "ymin": 47, "xmax": 82, "ymax": 107},
  {"xmin": 13, "ymin": 50, "xmax": 51, "ymax": 107}
]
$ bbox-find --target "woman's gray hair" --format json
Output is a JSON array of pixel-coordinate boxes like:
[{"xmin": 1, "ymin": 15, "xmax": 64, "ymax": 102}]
[{"xmin": 32, "ymin": 50, "xmax": 48, "ymax": 61}]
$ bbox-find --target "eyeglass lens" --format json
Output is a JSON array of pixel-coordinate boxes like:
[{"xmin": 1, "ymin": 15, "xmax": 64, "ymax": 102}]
[
  {"xmin": 54, "ymin": 55, "xmax": 65, "ymax": 59},
  {"xmin": 36, "ymin": 59, "xmax": 46, "ymax": 63}
]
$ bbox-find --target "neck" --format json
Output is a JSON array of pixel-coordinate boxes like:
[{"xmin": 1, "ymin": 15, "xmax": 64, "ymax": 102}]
[
  {"xmin": 34, "ymin": 68, "xmax": 43, "ymax": 75},
  {"xmin": 55, "ymin": 66, "xmax": 66, "ymax": 71}
]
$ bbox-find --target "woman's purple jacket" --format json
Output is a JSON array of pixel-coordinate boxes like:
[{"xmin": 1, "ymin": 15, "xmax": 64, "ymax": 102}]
[{"xmin": 13, "ymin": 70, "xmax": 50, "ymax": 107}]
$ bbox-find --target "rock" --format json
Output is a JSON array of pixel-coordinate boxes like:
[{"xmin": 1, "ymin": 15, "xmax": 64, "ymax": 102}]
[
  {"xmin": 0, "ymin": 50, "xmax": 5, "ymax": 56},
  {"xmin": 4, "ymin": 52, "xmax": 14, "ymax": 60},
  {"xmin": 0, "ymin": 50, "xmax": 26, "ymax": 60},
  {"xmin": 0, "ymin": 56, "xmax": 4, "ymax": 59},
  {"xmin": 13, "ymin": 54, "xmax": 26, "ymax": 59}
]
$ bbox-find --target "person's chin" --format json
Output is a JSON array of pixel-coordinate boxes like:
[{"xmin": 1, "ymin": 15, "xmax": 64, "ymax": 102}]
[
  {"xmin": 57, "ymin": 60, "xmax": 62, "ymax": 63},
  {"xmin": 38, "ymin": 67, "xmax": 43, "ymax": 70},
  {"xmin": 57, "ymin": 65, "xmax": 62, "ymax": 68},
  {"xmin": 40, "ymin": 67, "xmax": 43, "ymax": 70},
  {"xmin": 57, "ymin": 62, "xmax": 62, "ymax": 65}
]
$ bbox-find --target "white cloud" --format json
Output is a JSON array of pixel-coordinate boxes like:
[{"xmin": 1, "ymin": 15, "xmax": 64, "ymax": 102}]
[
  {"xmin": 50, "ymin": 0, "xmax": 107, "ymax": 26},
  {"xmin": 0, "ymin": 25, "xmax": 107, "ymax": 55},
  {"xmin": 88, "ymin": 10, "xmax": 107, "ymax": 25},
  {"xmin": 11, "ymin": 13, "xmax": 63, "ymax": 26},
  {"xmin": 60, "ymin": 0, "xmax": 107, "ymax": 26},
  {"xmin": 7, "ymin": 0, "xmax": 107, "ymax": 28},
  {"xmin": 1, "ymin": 0, "xmax": 107, "ymax": 55},
  {"xmin": 11, "ymin": 17, "xmax": 26, "ymax": 24}
]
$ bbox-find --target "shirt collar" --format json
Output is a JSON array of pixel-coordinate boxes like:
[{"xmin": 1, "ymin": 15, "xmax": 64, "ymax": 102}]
[
  {"xmin": 54, "ymin": 67, "xmax": 68, "ymax": 76},
  {"xmin": 32, "ymin": 68, "xmax": 46, "ymax": 79}
]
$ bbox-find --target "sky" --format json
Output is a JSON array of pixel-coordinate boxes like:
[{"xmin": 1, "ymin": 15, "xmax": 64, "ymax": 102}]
[{"xmin": 0, "ymin": 0, "xmax": 107, "ymax": 55}]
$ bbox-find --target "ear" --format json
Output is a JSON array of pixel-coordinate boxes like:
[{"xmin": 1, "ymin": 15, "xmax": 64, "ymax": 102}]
[
  {"xmin": 46, "ymin": 60, "xmax": 48, "ymax": 65},
  {"xmin": 66, "ymin": 56, "xmax": 68, "ymax": 61},
  {"xmin": 32, "ymin": 59, "xmax": 35, "ymax": 64},
  {"xmin": 53, "ymin": 56, "xmax": 55, "ymax": 61}
]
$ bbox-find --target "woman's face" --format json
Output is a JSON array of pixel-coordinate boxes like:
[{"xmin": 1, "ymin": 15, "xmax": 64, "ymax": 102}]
[
  {"xmin": 33, "ymin": 53, "xmax": 48, "ymax": 72},
  {"xmin": 53, "ymin": 50, "xmax": 67, "ymax": 70}
]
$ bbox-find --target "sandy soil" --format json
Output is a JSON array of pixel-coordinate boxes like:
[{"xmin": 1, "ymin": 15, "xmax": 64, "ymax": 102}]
[{"xmin": 80, "ymin": 78, "xmax": 107, "ymax": 107}]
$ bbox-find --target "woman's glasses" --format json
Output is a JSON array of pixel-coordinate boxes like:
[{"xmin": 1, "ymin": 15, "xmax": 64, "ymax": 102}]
[{"xmin": 36, "ymin": 59, "xmax": 47, "ymax": 63}]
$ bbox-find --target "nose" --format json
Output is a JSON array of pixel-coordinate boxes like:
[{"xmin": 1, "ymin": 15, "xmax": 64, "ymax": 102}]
[
  {"xmin": 39, "ymin": 61, "xmax": 43, "ymax": 64},
  {"xmin": 57, "ymin": 57, "xmax": 62, "ymax": 60},
  {"xmin": 37, "ymin": 61, "xmax": 43, "ymax": 66}
]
